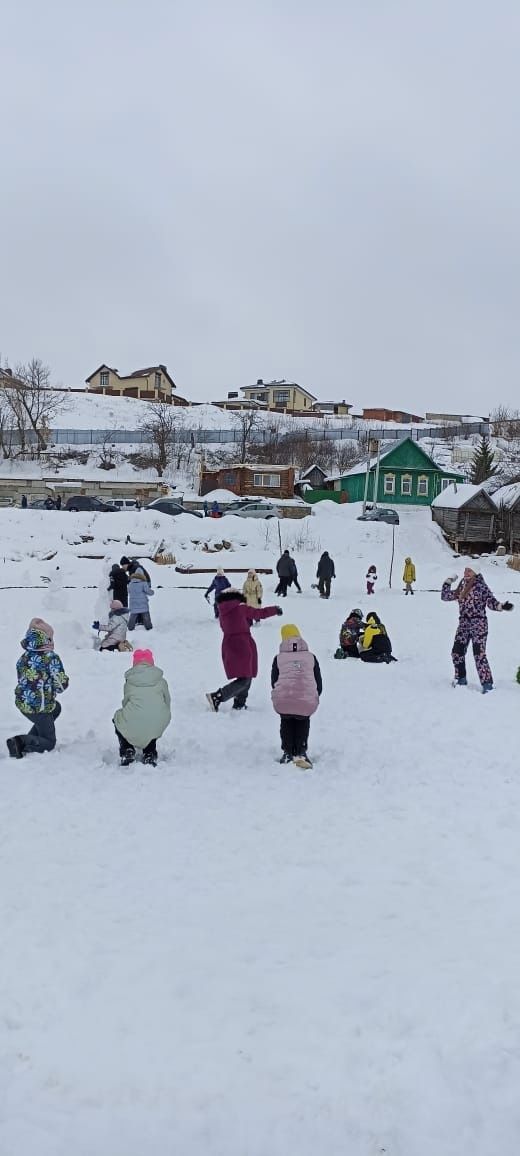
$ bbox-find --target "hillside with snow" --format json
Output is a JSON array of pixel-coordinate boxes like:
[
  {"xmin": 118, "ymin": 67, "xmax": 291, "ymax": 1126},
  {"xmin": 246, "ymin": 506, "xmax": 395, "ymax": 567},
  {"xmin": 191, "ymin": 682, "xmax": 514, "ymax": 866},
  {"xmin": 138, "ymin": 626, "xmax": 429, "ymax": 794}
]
[{"xmin": 2, "ymin": 502, "xmax": 520, "ymax": 1154}]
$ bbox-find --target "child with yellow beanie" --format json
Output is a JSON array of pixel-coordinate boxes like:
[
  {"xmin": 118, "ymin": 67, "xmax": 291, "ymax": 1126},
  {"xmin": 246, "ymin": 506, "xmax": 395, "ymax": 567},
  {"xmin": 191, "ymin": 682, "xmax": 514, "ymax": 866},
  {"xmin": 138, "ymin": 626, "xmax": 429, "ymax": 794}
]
[{"xmin": 271, "ymin": 624, "xmax": 322, "ymax": 769}]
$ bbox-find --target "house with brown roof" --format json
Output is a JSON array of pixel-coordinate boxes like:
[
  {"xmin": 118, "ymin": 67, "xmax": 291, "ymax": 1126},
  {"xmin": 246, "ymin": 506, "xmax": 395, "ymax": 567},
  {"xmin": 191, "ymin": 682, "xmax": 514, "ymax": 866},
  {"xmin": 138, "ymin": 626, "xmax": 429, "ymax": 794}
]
[{"xmin": 85, "ymin": 364, "xmax": 188, "ymax": 405}]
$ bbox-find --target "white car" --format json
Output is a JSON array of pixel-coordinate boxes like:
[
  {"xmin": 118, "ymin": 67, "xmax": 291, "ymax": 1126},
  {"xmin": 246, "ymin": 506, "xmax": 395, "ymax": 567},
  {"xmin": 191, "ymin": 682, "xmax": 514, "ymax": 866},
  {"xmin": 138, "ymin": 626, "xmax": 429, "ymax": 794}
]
[{"xmin": 231, "ymin": 501, "xmax": 282, "ymax": 519}]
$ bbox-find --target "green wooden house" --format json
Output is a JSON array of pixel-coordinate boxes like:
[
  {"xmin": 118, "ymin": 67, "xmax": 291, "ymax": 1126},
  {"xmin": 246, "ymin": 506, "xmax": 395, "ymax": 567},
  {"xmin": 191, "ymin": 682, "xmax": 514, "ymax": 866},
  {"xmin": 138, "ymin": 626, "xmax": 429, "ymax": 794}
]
[{"xmin": 325, "ymin": 438, "xmax": 465, "ymax": 506}]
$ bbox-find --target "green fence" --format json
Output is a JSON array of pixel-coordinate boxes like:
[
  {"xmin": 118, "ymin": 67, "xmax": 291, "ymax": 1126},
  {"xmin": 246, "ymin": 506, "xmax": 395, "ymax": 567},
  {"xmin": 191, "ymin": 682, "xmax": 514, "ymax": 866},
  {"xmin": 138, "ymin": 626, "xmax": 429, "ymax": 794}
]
[{"xmin": 303, "ymin": 489, "xmax": 343, "ymax": 504}]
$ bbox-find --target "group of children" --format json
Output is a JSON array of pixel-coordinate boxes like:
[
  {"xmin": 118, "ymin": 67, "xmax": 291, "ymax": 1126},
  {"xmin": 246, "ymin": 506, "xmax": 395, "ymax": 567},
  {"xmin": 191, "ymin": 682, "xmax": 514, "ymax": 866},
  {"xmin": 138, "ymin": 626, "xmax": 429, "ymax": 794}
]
[
  {"xmin": 6, "ymin": 615, "xmax": 171, "ymax": 765},
  {"xmin": 366, "ymin": 557, "xmax": 416, "ymax": 596},
  {"xmin": 205, "ymin": 568, "xmax": 264, "ymax": 618},
  {"xmin": 4, "ymin": 550, "xmax": 417, "ymax": 768},
  {"xmin": 92, "ymin": 557, "xmax": 155, "ymax": 651},
  {"xmin": 335, "ymin": 608, "xmax": 395, "ymax": 663}
]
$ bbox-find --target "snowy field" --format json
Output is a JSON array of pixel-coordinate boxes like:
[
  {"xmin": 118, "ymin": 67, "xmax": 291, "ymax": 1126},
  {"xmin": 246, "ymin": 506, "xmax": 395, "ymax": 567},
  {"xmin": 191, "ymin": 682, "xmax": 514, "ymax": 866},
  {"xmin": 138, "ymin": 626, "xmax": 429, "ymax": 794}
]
[{"xmin": 2, "ymin": 504, "xmax": 520, "ymax": 1155}]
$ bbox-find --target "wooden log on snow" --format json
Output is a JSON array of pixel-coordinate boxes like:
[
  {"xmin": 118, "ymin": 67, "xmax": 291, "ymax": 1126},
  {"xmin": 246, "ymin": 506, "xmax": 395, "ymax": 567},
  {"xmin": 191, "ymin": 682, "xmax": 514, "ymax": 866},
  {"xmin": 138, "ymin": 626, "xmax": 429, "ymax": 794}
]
[{"xmin": 174, "ymin": 565, "xmax": 273, "ymax": 575}]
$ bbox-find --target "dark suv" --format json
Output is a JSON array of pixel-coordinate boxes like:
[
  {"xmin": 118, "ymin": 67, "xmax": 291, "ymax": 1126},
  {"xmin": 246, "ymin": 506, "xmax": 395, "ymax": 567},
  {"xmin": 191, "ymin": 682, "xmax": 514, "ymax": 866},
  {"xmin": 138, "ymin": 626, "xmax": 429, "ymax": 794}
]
[{"xmin": 65, "ymin": 496, "xmax": 118, "ymax": 512}]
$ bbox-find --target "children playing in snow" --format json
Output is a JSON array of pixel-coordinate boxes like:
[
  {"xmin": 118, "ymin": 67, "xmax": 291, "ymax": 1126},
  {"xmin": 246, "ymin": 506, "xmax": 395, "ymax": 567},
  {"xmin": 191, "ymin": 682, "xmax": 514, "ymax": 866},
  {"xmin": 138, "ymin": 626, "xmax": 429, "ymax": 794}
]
[
  {"xmin": 205, "ymin": 569, "xmax": 231, "ymax": 618},
  {"xmin": 93, "ymin": 600, "xmax": 132, "ymax": 651},
  {"xmin": 403, "ymin": 557, "xmax": 416, "ymax": 595},
  {"xmin": 7, "ymin": 619, "xmax": 69, "ymax": 758},
  {"xmin": 335, "ymin": 608, "xmax": 365, "ymax": 658},
  {"xmin": 120, "ymin": 557, "xmax": 154, "ymax": 631},
  {"xmin": 271, "ymin": 624, "xmax": 322, "ymax": 769},
  {"xmin": 366, "ymin": 564, "xmax": 377, "ymax": 595},
  {"xmin": 441, "ymin": 565, "xmax": 513, "ymax": 692},
  {"xmin": 206, "ymin": 588, "xmax": 282, "ymax": 712},
  {"xmin": 357, "ymin": 612, "xmax": 395, "ymax": 663},
  {"xmin": 113, "ymin": 649, "xmax": 171, "ymax": 766}
]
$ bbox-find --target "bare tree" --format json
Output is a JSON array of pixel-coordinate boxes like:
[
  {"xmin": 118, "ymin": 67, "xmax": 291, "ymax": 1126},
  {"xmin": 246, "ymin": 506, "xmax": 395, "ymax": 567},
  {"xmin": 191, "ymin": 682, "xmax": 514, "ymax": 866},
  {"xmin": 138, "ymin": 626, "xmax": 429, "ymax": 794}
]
[
  {"xmin": 235, "ymin": 409, "xmax": 260, "ymax": 462},
  {"xmin": 9, "ymin": 358, "xmax": 64, "ymax": 453},
  {"xmin": 490, "ymin": 405, "xmax": 520, "ymax": 439},
  {"xmin": 98, "ymin": 437, "xmax": 117, "ymax": 470},
  {"xmin": 142, "ymin": 401, "xmax": 176, "ymax": 476}
]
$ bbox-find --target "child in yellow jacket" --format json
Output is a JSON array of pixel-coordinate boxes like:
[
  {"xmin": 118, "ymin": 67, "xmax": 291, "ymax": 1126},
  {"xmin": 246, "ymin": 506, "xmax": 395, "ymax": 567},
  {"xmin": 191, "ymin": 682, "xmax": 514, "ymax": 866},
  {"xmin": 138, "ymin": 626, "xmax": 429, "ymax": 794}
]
[{"xmin": 403, "ymin": 557, "xmax": 416, "ymax": 595}]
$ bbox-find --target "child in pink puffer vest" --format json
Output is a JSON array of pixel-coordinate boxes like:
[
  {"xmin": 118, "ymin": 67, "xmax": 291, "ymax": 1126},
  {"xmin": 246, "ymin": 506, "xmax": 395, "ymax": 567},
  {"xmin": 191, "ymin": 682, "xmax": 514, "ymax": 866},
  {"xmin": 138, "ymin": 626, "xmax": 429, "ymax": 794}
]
[{"xmin": 271, "ymin": 624, "xmax": 322, "ymax": 769}]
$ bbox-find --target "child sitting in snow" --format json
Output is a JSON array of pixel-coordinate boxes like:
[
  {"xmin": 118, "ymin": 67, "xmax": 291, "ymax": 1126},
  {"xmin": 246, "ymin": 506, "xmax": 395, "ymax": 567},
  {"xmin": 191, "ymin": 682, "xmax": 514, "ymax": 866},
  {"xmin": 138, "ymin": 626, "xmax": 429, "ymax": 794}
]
[
  {"xmin": 366, "ymin": 564, "xmax": 377, "ymax": 595},
  {"xmin": 7, "ymin": 620, "xmax": 69, "ymax": 759},
  {"xmin": 92, "ymin": 600, "xmax": 132, "ymax": 652},
  {"xmin": 113, "ymin": 648, "xmax": 171, "ymax": 767},
  {"xmin": 204, "ymin": 569, "xmax": 231, "ymax": 618},
  {"xmin": 271, "ymin": 624, "xmax": 322, "ymax": 769},
  {"xmin": 357, "ymin": 612, "xmax": 395, "ymax": 663},
  {"xmin": 335, "ymin": 608, "xmax": 365, "ymax": 658}
]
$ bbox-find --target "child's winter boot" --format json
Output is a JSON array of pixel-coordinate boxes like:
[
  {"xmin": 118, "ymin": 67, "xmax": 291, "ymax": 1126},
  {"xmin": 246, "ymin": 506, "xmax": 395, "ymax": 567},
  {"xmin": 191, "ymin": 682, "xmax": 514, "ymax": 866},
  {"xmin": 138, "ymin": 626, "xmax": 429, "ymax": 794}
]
[{"xmin": 206, "ymin": 690, "xmax": 223, "ymax": 712}]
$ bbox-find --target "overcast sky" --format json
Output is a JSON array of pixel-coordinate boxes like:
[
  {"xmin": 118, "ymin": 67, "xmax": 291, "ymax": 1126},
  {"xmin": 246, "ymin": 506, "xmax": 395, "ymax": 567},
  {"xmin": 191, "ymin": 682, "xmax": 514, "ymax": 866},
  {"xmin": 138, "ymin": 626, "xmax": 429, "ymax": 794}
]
[{"xmin": 2, "ymin": 0, "xmax": 519, "ymax": 414}]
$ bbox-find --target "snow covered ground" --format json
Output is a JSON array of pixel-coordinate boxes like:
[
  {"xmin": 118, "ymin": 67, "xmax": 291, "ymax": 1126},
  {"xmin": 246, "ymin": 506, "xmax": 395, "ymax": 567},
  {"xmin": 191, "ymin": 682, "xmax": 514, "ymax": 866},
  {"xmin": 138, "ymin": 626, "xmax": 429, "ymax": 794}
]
[{"xmin": 2, "ymin": 503, "xmax": 520, "ymax": 1155}]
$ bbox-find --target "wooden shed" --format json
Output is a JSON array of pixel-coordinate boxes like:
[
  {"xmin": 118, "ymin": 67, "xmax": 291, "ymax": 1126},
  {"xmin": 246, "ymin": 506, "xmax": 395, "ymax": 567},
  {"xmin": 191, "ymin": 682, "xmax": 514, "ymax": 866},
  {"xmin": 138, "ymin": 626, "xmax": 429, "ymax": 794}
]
[
  {"xmin": 199, "ymin": 463, "xmax": 295, "ymax": 500},
  {"xmin": 491, "ymin": 483, "xmax": 520, "ymax": 552},
  {"xmin": 431, "ymin": 484, "xmax": 497, "ymax": 552}
]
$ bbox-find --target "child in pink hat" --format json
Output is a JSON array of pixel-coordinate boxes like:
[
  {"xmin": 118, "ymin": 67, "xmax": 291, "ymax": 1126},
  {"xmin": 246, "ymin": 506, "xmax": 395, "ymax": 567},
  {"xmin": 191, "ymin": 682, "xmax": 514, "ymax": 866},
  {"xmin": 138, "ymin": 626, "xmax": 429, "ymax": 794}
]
[{"xmin": 113, "ymin": 649, "xmax": 171, "ymax": 766}]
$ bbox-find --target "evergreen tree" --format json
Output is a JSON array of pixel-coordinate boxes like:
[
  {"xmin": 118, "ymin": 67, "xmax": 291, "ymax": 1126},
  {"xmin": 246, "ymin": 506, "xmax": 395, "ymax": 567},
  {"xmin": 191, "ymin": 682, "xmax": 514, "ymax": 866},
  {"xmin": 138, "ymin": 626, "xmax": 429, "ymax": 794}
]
[{"xmin": 470, "ymin": 436, "xmax": 497, "ymax": 484}]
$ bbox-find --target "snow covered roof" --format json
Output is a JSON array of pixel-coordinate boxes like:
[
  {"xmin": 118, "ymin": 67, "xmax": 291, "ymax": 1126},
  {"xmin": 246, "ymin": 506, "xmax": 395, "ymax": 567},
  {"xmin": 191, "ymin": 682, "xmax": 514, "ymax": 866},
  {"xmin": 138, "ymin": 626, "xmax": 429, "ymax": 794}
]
[
  {"xmin": 297, "ymin": 463, "xmax": 327, "ymax": 480},
  {"xmin": 326, "ymin": 445, "xmax": 393, "ymax": 483},
  {"xmin": 431, "ymin": 483, "xmax": 488, "ymax": 509},
  {"xmin": 490, "ymin": 482, "xmax": 520, "ymax": 510}
]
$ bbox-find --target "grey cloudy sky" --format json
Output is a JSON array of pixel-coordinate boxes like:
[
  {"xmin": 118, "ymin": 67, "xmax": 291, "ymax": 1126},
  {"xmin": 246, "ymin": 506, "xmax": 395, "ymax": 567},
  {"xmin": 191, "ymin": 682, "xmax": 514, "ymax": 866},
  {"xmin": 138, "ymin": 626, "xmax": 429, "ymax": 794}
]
[{"xmin": 2, "ymin": 0, "xmax": 519, "ymax": 413}]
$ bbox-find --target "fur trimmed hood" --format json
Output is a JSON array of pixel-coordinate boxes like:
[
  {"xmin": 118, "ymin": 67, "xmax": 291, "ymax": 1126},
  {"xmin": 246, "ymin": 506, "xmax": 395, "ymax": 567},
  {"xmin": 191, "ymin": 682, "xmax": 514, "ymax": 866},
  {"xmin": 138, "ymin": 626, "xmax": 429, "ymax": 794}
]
[{"xmin": 216, "ymin": 588, "xmax": 246, "ymax": 606}]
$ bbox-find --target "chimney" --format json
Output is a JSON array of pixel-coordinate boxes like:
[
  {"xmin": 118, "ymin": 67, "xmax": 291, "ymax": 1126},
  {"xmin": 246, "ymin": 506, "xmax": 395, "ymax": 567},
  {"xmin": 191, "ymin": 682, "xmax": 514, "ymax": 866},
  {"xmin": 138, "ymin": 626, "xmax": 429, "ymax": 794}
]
[{"xmin": 256, "ymin": 379, "xmax": 263, "ymax": 385}]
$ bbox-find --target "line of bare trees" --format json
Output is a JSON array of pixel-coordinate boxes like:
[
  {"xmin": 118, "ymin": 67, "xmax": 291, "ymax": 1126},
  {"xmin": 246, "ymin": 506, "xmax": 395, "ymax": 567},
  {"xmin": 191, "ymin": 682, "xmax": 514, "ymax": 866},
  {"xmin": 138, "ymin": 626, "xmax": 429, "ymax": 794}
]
[{"xmin": 0, "ymin": 358, "xmax": 64, "ymax": 457}]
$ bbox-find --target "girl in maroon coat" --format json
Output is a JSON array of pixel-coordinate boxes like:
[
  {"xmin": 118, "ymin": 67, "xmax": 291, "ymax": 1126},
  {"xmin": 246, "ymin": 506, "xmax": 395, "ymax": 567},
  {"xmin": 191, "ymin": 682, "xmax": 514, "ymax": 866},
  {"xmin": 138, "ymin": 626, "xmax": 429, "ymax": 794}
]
[{"xmin": 206, "ymin": 589, "xmax": 282, "ymax": 711}]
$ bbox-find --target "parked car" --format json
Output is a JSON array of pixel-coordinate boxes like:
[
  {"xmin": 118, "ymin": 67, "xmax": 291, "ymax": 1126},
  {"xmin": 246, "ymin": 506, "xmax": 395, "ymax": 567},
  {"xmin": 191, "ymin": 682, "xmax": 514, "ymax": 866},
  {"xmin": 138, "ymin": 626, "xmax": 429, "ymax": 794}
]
[
  {"xmin": 146, "ymin": 499, "xmax": 203, "ymax": 519},
  {"xmin": 357, "ymin": 507, "xmax": 400, "ymax": 525},
  {"xmin": 64, "ymin": 496, "xmax": 119, "ymax": 512},
  {"xmin": 29, "ymin": 499, "xmax": 50, "ymax": 509},
  {"xmin": 230, "ymin": 501, "xmax": 282, "ymax": 519},
  {"xmin": 111, "ymin": 498, "xmax": 140, "ymax": 511}
]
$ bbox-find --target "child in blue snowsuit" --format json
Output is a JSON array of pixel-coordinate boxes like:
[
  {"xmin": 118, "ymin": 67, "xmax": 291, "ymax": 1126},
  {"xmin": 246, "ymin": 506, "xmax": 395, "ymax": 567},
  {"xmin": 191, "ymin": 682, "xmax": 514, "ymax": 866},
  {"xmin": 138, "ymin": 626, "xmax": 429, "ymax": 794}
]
[{"xmin": 205, "ymin": 570, "xmax": 231, "ymax": 617}]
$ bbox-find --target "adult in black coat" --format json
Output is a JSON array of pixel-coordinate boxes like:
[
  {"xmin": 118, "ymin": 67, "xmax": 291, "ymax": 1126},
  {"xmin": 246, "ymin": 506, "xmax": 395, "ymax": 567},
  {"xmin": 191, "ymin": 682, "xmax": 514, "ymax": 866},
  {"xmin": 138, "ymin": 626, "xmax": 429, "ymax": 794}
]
[
  {"xmin": 316, "ymin": 551, "xmax": 336, "ymax": 599},
  {"xmin": 275, "ymin": 550, "xmax": 297, "ymax": 597},
  {"xmin": 108, "ymin": 563, "xmax": 130, "ymax": 607}
]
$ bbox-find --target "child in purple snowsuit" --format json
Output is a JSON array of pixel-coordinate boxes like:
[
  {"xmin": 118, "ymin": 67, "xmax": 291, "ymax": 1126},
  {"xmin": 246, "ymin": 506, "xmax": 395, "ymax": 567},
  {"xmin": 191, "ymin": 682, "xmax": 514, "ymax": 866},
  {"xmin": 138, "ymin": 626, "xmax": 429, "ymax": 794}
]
[{"xmin": 441, "ymin": 564, "xmax": 513, "ymax": 691}]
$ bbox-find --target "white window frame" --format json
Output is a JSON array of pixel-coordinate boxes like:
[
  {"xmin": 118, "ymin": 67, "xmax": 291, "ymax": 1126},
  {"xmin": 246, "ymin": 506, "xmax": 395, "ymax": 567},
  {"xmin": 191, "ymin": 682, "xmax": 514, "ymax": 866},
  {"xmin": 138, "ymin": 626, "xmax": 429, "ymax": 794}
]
[
  {"xmin": 253, "ymin": 472, "xmax": 281, "ymax": 488},
  {"xmin": 417, "ymin": 474, "xmax": 429, "ymax": 496},
  {"xmin": 155, "ymin": 372, "xmax": 162, "ymax": 390},
  {"xmin": 441, "ymin": 477, "xmax": 452, "ymax": 490},
  {"xmin": 100, "ymin": 371, "xmax": 109, "ymax": 387},
  {"xmin": 384, "ymin": 473, "xmax": 395, "ymax": 495},
  {"xmin": 401, "ymin": 473, "xmax": 412, "ymax": 496}
]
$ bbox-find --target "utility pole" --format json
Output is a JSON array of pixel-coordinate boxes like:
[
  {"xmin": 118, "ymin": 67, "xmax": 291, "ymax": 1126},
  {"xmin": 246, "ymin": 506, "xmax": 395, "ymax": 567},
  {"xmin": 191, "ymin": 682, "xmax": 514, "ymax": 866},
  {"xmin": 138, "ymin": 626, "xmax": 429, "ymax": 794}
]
[
  {"xmin": 373, "ymin": 440, "xmax": 382, "ymax": 509},
  {"xmin": 362, "ymin": 452, "xmax": 371, "ymax": 514},
  {"xmin": 389, "ymin": 523, "xmax": 395, "ymax": 587}
]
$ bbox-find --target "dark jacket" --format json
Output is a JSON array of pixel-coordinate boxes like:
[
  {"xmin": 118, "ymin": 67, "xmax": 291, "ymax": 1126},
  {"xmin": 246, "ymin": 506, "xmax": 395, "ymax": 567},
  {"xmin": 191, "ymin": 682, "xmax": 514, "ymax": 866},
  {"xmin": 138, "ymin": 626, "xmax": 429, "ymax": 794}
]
[
  {"xmin": 205, "ymin": 574, "xmax": 231, "ymax": 600},
  {"xmin": 127, "ymin": 559, "xmax": 151, "ymax": 583},
  {"xmin": 277, "ymin": 552, "xmax": 295, "ymax": 579},
  {"xmin": 216, "ymin": 589, "xmax": 279, "ymax": 679},
  {"xmin": 317, "ymin": 552, "xmax": 335, "ymax": 579},
  {"xmin": 108, "ymin": 565, "xmax": 130, "ymax": 606}
]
